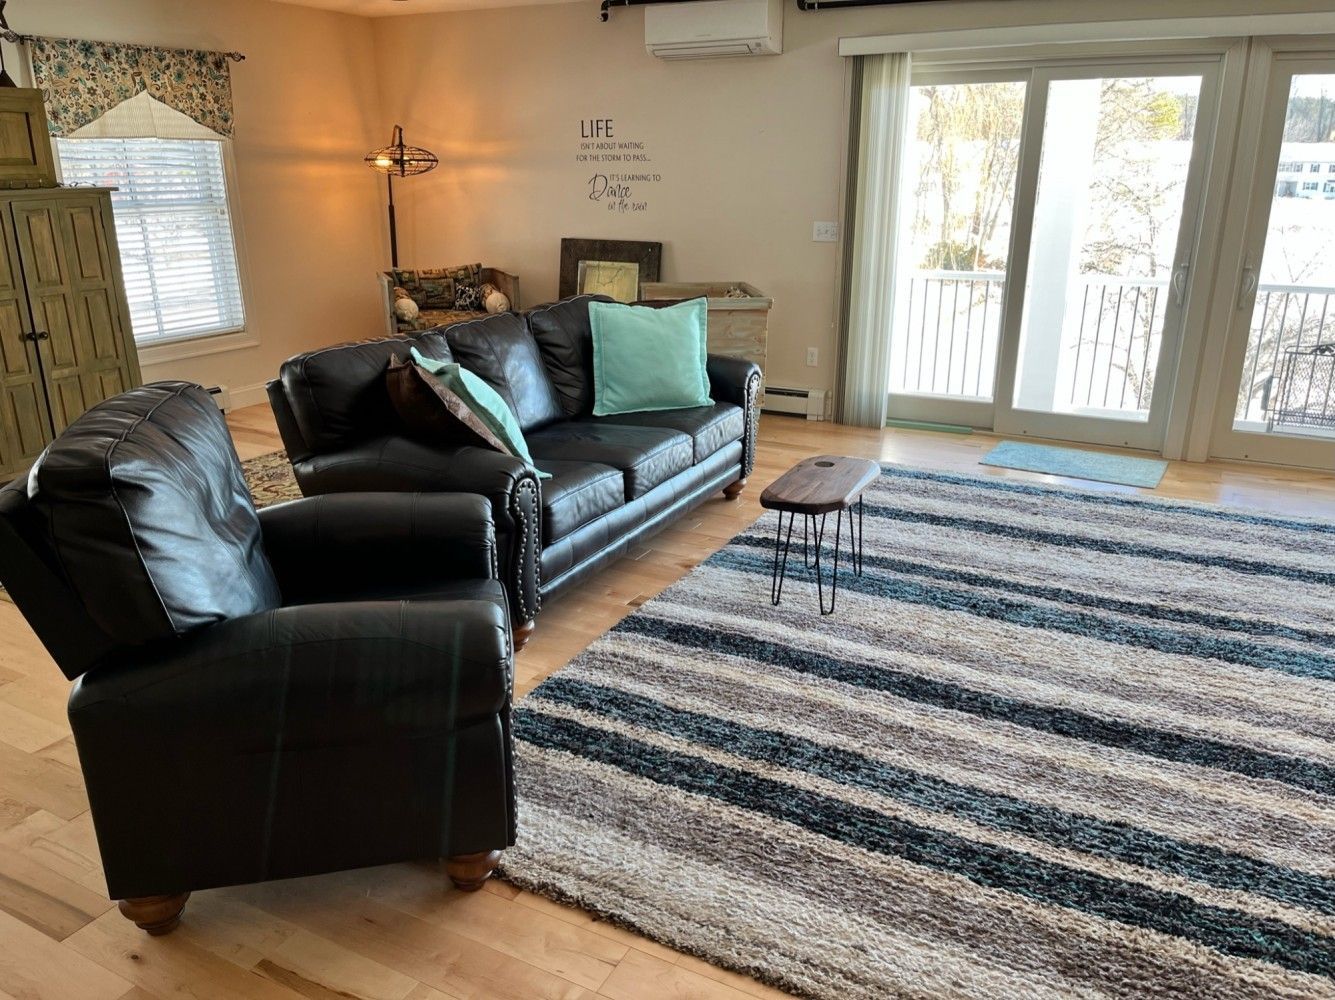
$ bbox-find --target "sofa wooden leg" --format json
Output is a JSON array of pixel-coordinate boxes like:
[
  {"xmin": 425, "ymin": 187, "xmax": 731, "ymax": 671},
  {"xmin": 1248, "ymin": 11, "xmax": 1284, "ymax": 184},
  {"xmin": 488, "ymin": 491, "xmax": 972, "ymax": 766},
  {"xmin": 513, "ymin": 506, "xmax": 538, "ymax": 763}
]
[
  {"xmin": 513, "ymin": 619, "xmax": 535, "ymax": 651},
  {"xmin": 445, "ymin": 850, "xmax": 502, "ymax": 891},
  {"xmin": 118, "ymin": 893, "xmax": 189, "ymax": 935},
  {"xmin": 723, "ymin": 477, "xmax": 747, "ymax": 500}
]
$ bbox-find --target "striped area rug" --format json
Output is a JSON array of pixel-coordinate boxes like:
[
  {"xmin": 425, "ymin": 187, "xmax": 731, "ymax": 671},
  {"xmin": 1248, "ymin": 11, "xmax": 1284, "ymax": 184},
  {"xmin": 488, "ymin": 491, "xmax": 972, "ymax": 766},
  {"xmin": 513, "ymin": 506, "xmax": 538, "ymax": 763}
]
[{"xmin": 501, "ymin": 465, "xmax": 1335, "ymax": 1000}]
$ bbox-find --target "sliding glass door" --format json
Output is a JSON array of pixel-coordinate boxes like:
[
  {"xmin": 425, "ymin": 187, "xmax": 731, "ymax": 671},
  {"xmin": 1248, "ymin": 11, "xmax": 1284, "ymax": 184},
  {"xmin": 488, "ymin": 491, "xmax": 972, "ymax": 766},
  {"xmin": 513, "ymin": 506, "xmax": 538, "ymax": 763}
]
[
  {"xmin": 1208, "ymin": 50, "xmax": 1335, "ymax": 468},
  {"xmin": 996, "ymin": 63, "xmax": 1216, "ymax": 449},
  {"xmin": 887, "ymin": 57, "xmax": 1221, "ymax": 451}
]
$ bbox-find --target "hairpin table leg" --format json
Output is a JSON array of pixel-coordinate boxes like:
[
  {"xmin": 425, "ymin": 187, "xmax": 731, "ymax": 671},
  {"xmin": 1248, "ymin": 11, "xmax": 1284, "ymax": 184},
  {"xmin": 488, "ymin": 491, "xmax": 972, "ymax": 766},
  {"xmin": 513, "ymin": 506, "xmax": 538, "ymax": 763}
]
[
  {"xmin": 771, "ymin": 510, "xmax": 796, "ymax": 605},
  {"xmin": 847, "ymin": 495, "xmax": 865, "ymax": 576},
  {"xmin": 812, "ymin": 509, "xmax": 842, "ymax": 615}
]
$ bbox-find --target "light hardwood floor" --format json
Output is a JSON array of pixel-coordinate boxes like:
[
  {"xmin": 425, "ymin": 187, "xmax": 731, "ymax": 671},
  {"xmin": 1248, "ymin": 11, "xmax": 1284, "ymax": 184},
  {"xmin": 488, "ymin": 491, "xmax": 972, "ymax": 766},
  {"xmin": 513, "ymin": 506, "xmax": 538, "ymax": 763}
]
[{"xmin": 1, "ymin": 405, "xmax": 1332, "ymax": 1000}]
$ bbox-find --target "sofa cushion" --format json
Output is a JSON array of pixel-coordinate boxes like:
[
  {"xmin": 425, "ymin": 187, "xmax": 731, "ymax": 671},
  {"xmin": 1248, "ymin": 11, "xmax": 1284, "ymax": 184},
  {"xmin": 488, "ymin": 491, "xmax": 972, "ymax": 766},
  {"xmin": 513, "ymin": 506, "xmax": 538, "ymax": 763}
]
[
  {"xmin": 296, "ymin": 435, "xmax": 530, "ymax": 499},
  {"xmin": 526, "ymin": 294, "xmax": 612, "ymax": 418},
  {"xmin": 445, "ymin": 312, "xmax": 565, "ymax": 433},
  {"xmin": 30, "ymin": 382, "xmax": 282, "ymax": 646},
  {"xmin": 525, "ymin": 423, "xmax": 693, "ymax": 501},
  {"xmin": 401, "ymin": 307, "xmax": 485, "ymax": 333},
  {"xmin": 595, "ymin": 403, "xmax": 744, "ymax": 464},
  {"xmin": 538, "ymin": 460, "xmax": 624, "ymax": 542},
  {"xmin": 280, "ymin": 334, "xmax": 453, "ymax": 454}
]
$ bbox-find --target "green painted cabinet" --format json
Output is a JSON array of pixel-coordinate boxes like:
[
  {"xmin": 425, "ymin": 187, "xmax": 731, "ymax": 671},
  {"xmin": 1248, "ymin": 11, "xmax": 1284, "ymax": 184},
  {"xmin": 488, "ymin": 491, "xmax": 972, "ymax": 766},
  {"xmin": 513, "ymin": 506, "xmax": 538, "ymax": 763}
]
[{"xmin": 0, "ymin": 188, "xmax": 140, "ymax": 478}]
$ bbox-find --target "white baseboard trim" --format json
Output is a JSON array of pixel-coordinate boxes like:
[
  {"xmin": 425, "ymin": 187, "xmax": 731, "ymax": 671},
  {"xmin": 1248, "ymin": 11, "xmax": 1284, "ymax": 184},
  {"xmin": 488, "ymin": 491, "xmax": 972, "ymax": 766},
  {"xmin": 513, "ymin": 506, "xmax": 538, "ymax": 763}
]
[{"xmin": 228, "ymin": 382, "xmax": 271, "ymax": 411}]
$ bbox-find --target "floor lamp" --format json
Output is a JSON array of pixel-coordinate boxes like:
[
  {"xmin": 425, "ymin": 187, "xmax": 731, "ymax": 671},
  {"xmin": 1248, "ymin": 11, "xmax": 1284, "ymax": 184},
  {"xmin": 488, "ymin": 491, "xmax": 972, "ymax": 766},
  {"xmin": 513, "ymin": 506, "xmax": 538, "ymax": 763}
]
[{"xmin": 364, "ymin": 125, "xmax": 438, "ymax": 269}]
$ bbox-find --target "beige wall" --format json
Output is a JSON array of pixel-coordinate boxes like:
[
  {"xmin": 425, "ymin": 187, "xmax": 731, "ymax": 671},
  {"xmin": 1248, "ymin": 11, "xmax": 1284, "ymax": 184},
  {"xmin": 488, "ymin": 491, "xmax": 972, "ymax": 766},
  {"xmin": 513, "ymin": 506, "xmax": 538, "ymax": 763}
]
[
  {"xmin": 11, "ymin": 0, "xmax": 1335, "ymax": 404},
  {"xmin": 372, "ymin": 0, "xmax": 1335, "ymax": 395},
  {"xmin": 2, "ymin": 0, "xmax": 389, "ymax": 406}
]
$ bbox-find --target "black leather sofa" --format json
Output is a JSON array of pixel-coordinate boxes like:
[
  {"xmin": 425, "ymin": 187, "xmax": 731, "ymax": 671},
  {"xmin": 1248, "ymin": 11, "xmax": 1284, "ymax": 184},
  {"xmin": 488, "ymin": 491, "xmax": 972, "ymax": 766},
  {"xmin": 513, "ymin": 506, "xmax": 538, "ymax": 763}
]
[
  {"xmin": 267, "ymin": 294, "xmax": 763, "ymax": 648},
  {"xmin": 0, "ymin": 382, "xmax": 516, "ymax": 934}
]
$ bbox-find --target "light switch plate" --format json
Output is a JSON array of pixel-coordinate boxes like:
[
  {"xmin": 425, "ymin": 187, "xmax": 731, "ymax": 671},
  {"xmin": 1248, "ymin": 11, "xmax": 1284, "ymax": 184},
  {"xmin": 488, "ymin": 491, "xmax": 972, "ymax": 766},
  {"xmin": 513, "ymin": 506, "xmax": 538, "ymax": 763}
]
[{"xmin": 812, "ymin": 221, "xmax": 839, "ymax": 243}]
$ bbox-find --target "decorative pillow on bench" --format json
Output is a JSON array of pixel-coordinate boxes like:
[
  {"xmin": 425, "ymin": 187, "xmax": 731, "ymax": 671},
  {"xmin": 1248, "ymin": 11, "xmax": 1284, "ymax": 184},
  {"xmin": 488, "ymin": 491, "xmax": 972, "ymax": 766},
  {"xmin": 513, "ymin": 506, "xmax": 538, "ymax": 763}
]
[
  {"xmin": 589, "ymin": 297, "xmax": 711, "ymax": 417},
  {"xmin": 387, "ymin": 348, "xmax": 550, "ymax": 478}
]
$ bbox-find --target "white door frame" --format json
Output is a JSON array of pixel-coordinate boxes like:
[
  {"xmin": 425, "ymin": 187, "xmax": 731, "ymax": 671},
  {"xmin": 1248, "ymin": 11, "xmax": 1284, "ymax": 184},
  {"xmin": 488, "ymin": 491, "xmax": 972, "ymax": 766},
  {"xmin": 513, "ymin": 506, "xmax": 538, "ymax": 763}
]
[
  {"xmin": 1195, "ymin": 39, "xmax": 1335, "ymax": 469},
  {"xmin": 992, "ymin": 55, "xmax": 1225, "ymax": 452}
]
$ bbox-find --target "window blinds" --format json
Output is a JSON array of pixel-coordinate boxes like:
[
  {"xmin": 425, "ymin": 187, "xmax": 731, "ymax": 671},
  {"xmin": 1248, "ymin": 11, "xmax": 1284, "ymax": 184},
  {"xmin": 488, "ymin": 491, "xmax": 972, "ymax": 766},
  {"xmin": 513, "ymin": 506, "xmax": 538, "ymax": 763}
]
[{"xmin": 57, "ymin": 137, "xmax": 246, "ymax": 344}]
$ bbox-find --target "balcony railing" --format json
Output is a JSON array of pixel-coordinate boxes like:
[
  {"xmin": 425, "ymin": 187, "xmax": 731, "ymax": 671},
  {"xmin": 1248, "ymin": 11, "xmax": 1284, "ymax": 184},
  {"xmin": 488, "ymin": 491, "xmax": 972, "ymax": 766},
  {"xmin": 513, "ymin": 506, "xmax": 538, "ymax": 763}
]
[
  {"xmin": 893, "ymin": 271, "xmax": 1335, "ymax": 427},
  {"xmin": 1238, "ymin": 283, "xmax": 1335, "ymax": 429},
  {"xmin": 893, "ymin": 271, "xmax": 1003, "ymax": 400},
  {"xmin": 892, "ymin": 270, "xmax": 1168, "ymax": 413}
]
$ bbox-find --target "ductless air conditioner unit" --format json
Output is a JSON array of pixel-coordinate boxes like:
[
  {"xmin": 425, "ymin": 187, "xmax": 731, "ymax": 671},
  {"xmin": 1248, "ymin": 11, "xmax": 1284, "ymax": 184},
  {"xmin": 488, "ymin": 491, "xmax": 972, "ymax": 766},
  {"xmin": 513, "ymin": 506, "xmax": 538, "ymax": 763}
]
[{"xmin": 645, "ymin": 0, "xmax": 783, "ymax": 60}]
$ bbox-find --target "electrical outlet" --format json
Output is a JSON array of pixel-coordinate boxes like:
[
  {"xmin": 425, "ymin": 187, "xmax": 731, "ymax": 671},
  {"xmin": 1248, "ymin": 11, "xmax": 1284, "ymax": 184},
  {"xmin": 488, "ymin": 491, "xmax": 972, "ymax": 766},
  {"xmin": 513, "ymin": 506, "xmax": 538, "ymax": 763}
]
[
  {"xmin": 806, "ymin": 347, "xmax": 819, "ymax": 367},
  {"xmin": 812, "ymin": 221, "xmax": 839, "ymax": 243}
]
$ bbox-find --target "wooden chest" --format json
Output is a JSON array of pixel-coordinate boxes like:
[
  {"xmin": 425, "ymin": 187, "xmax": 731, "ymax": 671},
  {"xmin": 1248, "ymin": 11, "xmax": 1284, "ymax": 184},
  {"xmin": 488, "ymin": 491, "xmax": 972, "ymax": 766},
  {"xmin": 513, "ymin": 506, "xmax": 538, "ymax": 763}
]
[{"xmin": 639, "ymin": 281, "xmax": 771, "ymax": 403}]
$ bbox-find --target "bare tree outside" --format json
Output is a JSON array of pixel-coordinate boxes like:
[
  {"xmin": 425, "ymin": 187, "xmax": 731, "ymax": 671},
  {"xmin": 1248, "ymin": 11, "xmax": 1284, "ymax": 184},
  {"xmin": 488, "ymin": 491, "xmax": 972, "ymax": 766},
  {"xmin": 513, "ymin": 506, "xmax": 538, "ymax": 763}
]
[{"xmin": 910, "ymin": 83, "xmax": 1024, "ymax": 271}]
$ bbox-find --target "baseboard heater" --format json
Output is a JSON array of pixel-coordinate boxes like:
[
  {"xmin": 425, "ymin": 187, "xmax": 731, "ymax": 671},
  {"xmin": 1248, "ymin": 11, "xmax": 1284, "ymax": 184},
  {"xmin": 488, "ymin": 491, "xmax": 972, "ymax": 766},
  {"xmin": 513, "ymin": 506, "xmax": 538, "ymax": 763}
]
[
  {"xmin": 762, "ymin": 385, "xmax": 829, "ymax": 421},
  {"xmin": 205, "ymin": 385, "xmax": 231, "ymax": 413}
]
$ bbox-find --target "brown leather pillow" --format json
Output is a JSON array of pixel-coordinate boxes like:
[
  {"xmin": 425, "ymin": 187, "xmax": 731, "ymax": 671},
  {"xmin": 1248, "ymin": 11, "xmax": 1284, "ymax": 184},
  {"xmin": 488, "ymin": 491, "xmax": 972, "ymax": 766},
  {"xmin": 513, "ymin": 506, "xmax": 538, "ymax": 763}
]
[{"xmin": 386, "ymin": 355, "xmax": 514, "ymax": 455}]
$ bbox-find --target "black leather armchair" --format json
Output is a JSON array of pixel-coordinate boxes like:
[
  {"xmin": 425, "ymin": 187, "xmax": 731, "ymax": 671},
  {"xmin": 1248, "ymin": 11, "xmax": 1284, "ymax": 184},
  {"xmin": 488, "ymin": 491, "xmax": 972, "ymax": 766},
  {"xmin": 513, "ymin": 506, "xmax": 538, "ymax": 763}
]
[{"xmin": 0, "ymin": 382, "xmax": 515, "ymax": 935}]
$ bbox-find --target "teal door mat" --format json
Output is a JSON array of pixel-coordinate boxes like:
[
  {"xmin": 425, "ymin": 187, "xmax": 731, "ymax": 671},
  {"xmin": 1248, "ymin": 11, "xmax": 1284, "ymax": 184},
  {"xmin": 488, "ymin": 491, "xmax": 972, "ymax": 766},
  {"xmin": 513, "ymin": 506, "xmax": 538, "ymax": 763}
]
[{"xmin": 980, "ymin": 441, "xmax": 1168, "ymax": 488}]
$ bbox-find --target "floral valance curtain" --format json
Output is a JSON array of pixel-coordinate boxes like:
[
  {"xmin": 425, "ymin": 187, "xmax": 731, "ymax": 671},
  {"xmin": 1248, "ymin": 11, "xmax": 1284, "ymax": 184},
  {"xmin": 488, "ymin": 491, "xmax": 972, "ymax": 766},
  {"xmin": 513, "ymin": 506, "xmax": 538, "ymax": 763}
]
[{"xmin": 29, "ymin": 37, "xmax": 234, "ymax": 137}]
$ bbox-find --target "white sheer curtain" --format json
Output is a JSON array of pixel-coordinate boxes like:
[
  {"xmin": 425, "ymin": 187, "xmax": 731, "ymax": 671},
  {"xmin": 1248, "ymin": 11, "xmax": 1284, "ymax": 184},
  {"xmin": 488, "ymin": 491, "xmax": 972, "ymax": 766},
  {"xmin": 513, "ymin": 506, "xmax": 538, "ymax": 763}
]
[{"xmin": 840, "ymin": 52, "xmax": 912, "ymax": 427}]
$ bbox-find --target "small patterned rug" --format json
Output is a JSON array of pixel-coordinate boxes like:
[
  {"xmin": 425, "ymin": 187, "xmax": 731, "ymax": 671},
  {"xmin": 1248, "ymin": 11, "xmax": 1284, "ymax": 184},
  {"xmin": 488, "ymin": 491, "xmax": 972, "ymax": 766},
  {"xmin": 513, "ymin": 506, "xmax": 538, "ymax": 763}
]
[
  {"xmin": 501, "ymin": 465, "xmax": 1335, "ymax": 999},
  {"xmin": 241, "ymin": 450, "xmax": 301, "ymax": 508}
]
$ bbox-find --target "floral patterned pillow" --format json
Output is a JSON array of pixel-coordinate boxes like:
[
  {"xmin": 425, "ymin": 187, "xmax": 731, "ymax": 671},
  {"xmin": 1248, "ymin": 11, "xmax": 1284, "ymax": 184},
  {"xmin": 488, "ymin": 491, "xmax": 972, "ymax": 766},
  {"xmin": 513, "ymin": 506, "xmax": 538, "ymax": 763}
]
[{"xmin": 454, "ymin": 282, "xmax": 482, "ymax": 311}]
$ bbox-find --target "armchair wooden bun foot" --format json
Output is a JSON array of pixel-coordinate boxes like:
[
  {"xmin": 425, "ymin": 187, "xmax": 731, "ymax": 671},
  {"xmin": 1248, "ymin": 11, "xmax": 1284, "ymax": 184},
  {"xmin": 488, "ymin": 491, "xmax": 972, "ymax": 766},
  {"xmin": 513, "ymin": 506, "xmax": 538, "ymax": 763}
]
[
  {"xmin": 118, "ymin": 893, "xmax": 190, "ymax": 936},
  {"xmin": 446, "ymin": 850, "xmax": 503, "ymax": 891}
]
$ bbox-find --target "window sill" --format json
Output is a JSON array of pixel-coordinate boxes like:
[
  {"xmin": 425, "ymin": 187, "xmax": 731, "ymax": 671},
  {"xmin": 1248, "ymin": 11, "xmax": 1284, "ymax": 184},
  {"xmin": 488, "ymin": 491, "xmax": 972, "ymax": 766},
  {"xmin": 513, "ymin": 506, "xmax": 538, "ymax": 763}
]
[{"xmin": 137, "ymin": 329, "xmax": 257, "ymax": 367}]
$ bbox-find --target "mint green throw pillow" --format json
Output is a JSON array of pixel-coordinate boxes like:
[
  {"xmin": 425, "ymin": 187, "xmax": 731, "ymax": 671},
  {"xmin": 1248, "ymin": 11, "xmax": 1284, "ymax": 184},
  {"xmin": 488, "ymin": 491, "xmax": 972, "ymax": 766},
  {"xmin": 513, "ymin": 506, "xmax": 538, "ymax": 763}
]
[
  {"xmin": 590, "ymin": 298, "xmax": 711, "ymax": 417},
  {"xmin": 409, "ymin": 347, "xmax": 550, "ymax": 479}
]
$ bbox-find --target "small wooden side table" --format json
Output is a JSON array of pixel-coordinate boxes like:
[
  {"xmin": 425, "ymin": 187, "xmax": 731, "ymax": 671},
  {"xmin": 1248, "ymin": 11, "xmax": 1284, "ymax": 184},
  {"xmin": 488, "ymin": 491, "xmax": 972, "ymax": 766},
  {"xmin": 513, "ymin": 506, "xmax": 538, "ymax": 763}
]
[{"xmin": 759, "ymin": 455, "xmax": 880, "ymax": 615}]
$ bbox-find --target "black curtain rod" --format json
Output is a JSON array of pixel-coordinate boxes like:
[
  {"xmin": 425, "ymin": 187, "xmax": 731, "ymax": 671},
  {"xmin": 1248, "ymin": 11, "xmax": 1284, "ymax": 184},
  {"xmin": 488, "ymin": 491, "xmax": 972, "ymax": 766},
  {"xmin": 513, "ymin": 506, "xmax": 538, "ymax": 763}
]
[
  {"xmin": 600, "ymin": 0, "xmax": 697, "ymax": 23},
  {"xmin": 795, "ymin": 0, "xmax": 934, "ymax": 10},
  {"xmin": 0, "ymin": 28, "xmax": 245, "ymax": 62},
  {"xmin": 602, "ymin": 0, "xmax": 941, "ymax": 20}
]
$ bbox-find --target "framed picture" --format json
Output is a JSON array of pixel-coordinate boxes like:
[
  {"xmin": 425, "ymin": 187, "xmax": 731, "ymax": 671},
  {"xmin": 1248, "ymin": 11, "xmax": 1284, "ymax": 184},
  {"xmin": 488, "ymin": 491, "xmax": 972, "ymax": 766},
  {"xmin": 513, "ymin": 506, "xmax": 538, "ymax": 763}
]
[
  {"xmin": 559, "ymin": 238, "xmax": 662, "ymax": 300},
  {"xmin": 576, "ymin": 259, "xmax": 641, "ymax": 302}
]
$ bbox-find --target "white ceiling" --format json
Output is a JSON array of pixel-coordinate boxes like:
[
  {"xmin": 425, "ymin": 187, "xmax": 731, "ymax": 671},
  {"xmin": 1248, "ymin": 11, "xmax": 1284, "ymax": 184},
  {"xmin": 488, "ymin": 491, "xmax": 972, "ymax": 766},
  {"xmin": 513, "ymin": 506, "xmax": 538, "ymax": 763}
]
[{"xmin": 270, "ymin": 0, "xmax": 586, "ymax": 15}]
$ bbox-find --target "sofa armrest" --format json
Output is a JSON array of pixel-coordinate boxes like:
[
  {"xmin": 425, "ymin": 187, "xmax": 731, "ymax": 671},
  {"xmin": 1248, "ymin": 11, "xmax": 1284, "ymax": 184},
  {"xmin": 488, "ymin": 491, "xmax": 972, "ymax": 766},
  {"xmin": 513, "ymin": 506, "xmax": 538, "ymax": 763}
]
[
  {"xmin": 481, "ymin": 269, "xmax": 520, "ymax": 311},
  {"xmin": 707, "ymin": 355, "xmax": 762, "ymax": 479},
  {"xmin": 266, "ymin": 379, "xmax": 314, "ymax": 464},
  {"xmin": 291, "ymin": 439, "xmax": 542, "ymax": 630},
  {"xmin": 258, "ymin": 492, "xmax": 496, "ymax": 605}
]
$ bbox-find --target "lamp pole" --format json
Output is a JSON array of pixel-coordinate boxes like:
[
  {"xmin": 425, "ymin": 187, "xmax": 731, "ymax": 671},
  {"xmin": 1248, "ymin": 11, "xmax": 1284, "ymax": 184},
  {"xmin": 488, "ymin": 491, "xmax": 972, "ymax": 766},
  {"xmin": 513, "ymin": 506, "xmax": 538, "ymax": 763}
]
[{"xmin": 387, "ymin": 172, "xmax": 398, "ymax": 269}]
